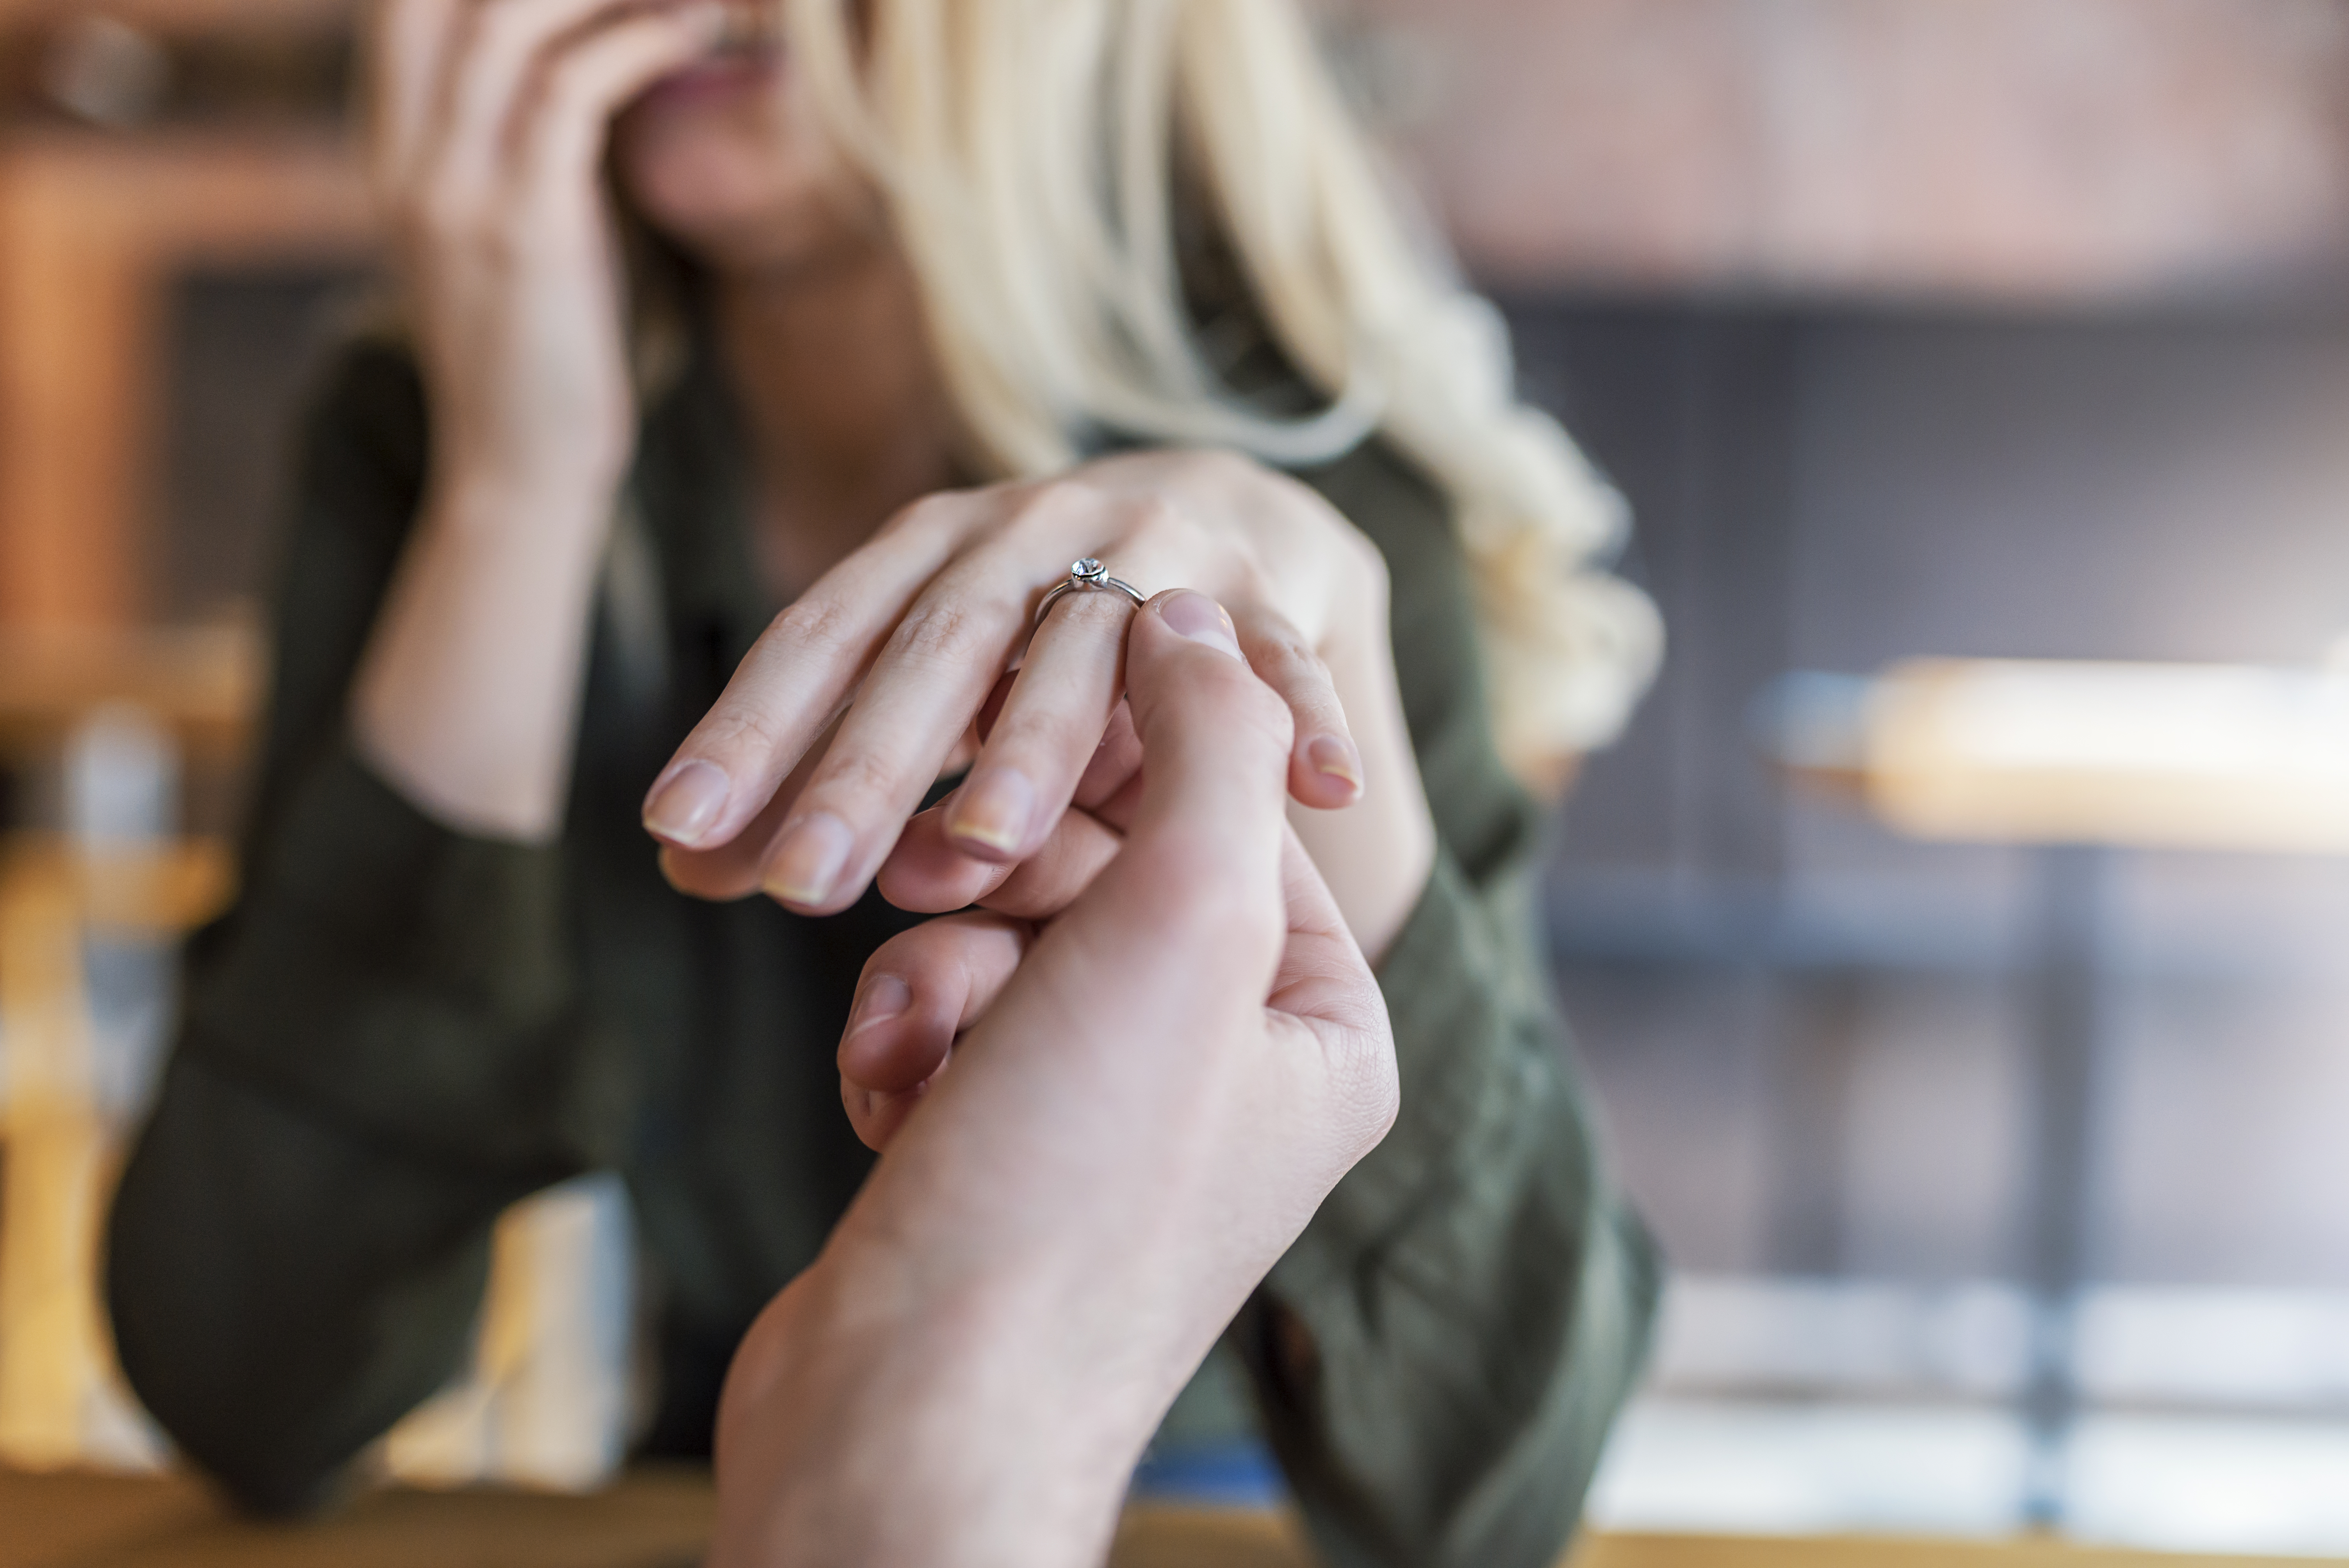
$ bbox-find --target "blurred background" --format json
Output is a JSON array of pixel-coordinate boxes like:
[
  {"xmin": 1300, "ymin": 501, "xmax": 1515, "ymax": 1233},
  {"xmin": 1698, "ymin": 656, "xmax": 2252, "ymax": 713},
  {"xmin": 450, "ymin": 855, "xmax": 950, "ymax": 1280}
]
[{"xmin": 8, "ymin": 0, "xmax": 2349, "ymax": 1556}]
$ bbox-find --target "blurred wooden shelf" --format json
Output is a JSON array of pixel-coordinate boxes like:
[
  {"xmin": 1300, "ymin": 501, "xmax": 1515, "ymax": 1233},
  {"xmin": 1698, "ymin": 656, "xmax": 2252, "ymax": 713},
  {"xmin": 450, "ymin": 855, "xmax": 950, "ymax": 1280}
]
[
  {"xmin": 0, "ymin": 0, "xmax": 358, "ymax": 28},
  {"xmin": 0, "ymin": 622, "xmax": 259, "ymax": 758},
  {"xmin": 0, "ymin": 128, "xmax": 373, "ymax": 632}
]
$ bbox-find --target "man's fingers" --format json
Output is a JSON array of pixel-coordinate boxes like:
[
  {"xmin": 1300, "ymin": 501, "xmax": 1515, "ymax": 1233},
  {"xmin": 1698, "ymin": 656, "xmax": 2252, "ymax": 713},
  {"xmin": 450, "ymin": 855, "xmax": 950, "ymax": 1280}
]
[
  {"xmin": 1265, "ymin": 825, "xmax": 1384, "ymax": 1037},
  {"xmin": 1119, "ymin": 591, "xmax": 1295, "ymax": 862},
  {"xmin": 838, "ymin": 914, "xmax": 1031, "ymax": 1151},
  {"xmin": 1048, "ymin": 591, "xmax": 1296, "ymax": 987}
]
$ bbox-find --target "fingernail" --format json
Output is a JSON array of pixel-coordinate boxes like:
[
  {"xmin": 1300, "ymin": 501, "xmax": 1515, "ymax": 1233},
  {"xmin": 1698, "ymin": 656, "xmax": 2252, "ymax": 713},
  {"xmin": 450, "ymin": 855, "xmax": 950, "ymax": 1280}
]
[
  {"xmin": 643, "ymin": 760, "xmax": 730, "ymax": 846},
  {"xmin": 1308, "ymin": 735, "xmax": 1363, "ymax": 794},
  {"xmin": 1159, "ymin": 590, "xmax": 1242, "ymax": 660},
  {"xmin": 763, "ymin": 813, "xmax": 854, "ymax": 906},
  {"xmin": 846, "ymin": 973, "xmax": 912, "ymax": 1036},
  {"xmin": 946, "ymin": 767, "xmax": 1035, "ymax": 853}
]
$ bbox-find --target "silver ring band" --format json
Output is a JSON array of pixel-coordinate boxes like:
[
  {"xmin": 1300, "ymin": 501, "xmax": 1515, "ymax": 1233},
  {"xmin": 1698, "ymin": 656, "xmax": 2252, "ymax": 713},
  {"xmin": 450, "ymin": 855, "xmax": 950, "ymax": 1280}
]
[{"xmin": 1034, "ymin": 557, "xmax": 1146, "ymax": 627}]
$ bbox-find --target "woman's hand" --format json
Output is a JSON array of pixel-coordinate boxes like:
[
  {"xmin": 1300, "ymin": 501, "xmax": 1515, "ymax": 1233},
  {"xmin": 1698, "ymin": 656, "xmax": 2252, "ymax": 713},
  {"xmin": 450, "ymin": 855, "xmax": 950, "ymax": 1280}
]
[
  {"xmin": 374, "ymin": 0, "xmax": 723, "ymax": 504},
  {"xmin": 647, "ymin": 449, "xmax": 1438, "ymax": 953},
  {"xmin": 353, "ymin": 0, "xmax": 725, "ymax": 840}
]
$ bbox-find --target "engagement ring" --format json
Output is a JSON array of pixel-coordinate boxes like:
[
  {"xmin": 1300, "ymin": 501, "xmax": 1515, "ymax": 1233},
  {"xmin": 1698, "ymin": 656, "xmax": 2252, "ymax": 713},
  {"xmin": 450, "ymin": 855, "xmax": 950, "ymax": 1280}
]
[{"xmin": 1033, "ymin": 558, "xmax": 1146, "ymax": 627}]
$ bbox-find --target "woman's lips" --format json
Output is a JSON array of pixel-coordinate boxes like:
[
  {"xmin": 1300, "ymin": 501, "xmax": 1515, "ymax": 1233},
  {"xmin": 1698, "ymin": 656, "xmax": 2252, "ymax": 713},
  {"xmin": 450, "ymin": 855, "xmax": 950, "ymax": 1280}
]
[{"xmin": 635, "ymin": 45, "xmax": 782, "ymax": 111}]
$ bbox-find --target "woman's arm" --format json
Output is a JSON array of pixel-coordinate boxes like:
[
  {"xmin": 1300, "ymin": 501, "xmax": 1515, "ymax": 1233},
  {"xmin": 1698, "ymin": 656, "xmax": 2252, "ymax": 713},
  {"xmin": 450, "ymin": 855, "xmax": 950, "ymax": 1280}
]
[
  {"xmin": 352, "ymin": 0, "xmax": 722, "ymax": 840},
  {"xmin": 106, "ymin": 339, "xmax": 620, "ymax": 1515}
]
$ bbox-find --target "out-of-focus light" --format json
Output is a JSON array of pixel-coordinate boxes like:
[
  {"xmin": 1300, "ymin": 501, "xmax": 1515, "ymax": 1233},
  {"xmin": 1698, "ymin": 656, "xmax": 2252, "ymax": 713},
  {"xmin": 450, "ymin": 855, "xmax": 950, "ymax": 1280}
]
[{"xmin": 1759, "ymin": 660, "xmax": 2349, "ymax": 853}]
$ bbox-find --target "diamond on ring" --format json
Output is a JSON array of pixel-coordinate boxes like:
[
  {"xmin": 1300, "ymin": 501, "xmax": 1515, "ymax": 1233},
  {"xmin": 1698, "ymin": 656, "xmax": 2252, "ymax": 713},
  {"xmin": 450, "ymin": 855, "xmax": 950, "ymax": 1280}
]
[{"xmin": 1034, "ymin": 558, "xmax": 1147, "ymax": 629}]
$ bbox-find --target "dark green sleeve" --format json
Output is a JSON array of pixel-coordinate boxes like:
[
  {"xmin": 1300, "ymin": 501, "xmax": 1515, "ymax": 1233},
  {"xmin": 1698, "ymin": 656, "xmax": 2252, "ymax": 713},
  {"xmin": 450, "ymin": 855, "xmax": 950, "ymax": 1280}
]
[
  {"xmin": 1243, "ymin": 444, "xmax": 1662, "ymax": 1568},
  {"xmin": 106, "ymin": 338, "xmax": 611, "ymax": 1514}
]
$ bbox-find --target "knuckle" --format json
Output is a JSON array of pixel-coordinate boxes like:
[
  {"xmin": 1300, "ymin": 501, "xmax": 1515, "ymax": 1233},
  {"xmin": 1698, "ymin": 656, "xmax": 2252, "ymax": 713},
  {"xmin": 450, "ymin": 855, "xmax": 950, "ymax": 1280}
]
[
  {"xmin": 694, "ymin": 702, "xmax": 788, "ymax": 761},
  {"xmin": 1254, "ymin": 623, "xmax": 1324, "ymax": 679},
  {"xmin": 1124, "ymin": 494, "xmax": 1188, "ymax": 541},
  {"xmin": 883, "ymin": 491, "xmax": 966, "ymax": 545},
  {"xmin": 886, "ymin": 595, "xmax": 986, "ymax": 670},
  {"xmin": 990, "ymin": 700, "xmax": 1098, "ymax": 768},
  {"xmin": 1131, "ymin": 843, "xmax": 1274, "ymax": 949},
  {"xmin": 809, "ymin": 744, "xmax": 900, "ymax": 813},
  {"xmin": 1349, "ymin": 1055, "xmax": 1404, "ymax": 1148},
  {"xmin": 1008, "ymin": 478, "xmax": 1091, "ymax": 536},
  {"xmin": 1166, "ymin": 659, "xmax": 1293, "ymax": 759},
  {"xmin": 770, "ymin": 593, "xmax": 859, "ymax": 659},
  {"xmin": 408, "ymin": 184, "xmax": 474, "ymax": 241},
  {"xmin": 1229, "ymin": 556, "xmax": 1279, "ymax": 608},
  {"xmin": 1235, "ymin": 684, "xmax": 1299, "ymax": 758}
]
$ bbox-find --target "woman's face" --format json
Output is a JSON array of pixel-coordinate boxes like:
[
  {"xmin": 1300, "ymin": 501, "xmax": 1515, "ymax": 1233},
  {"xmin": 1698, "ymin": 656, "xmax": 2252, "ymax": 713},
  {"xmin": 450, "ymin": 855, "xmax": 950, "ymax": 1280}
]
[{"xmin": 610, "ymin": 2, "xmax": 873, "ymax": 274}]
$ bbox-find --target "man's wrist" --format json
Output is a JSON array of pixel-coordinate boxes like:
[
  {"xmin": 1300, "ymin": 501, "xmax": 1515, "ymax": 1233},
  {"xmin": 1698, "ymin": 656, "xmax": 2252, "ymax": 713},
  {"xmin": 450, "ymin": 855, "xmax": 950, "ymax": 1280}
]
[{"xmin": 716, "ymin": 1237, "xmax": 1166, "ymax": 1568}]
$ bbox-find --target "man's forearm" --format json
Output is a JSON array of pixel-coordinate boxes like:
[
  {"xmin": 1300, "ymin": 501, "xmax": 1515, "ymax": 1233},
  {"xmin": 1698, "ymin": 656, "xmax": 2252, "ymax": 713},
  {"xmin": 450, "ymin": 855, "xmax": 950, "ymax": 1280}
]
[{"xmin": 712, "ymin": 1242, "xmax": 1170, "ymax": 1568}]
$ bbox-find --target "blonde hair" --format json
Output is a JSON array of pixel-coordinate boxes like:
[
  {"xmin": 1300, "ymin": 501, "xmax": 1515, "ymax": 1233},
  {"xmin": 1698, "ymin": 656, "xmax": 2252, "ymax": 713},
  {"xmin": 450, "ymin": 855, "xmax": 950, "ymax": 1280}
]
[{"xmin": 782, "ymin": 0, "xmax": 1661, "ymax": 772}]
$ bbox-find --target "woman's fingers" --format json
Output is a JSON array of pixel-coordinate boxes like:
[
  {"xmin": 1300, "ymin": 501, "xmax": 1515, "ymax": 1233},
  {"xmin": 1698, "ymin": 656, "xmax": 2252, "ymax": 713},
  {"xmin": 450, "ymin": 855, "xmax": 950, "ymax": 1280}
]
[
  {"xmin": 839, "ymin": 914, "xmax": 1032, "ymax": 1151},
  {"xmin": 426, "ymin": 0, "xmax": 656, "ymax": 201},
  {"xmin": 520, "ymin": 0, "xmax": 728, "ymax": 192},
  {"xmin": 649, "ymin": 465, "xmax": 1365, "ymax": 922},
  {"xmin": 873, "ymin": 803, "xmax": 1008, "ymax": 913},
  {"xmin": 974, "ymin": 808, "xmax": 1124, "ymax": 920},
  {"xmin": 875, "ymin": 794, "xmax": 1125, "ymax": 919},
  {"xmin": 1228, "ymin": 600, "xmax": 1363, "ymax": 811},
  {"xmin": 724, "ymin": 511, "xmax": 1112, "ymax": 912},
  {"xmin": 372, "ymin": 0, "xmax": 463, "ymax": 187},
  {"xmin": 751, "ymin": 584, "xmax": 1026, "ymax": 914},
  {"xmin": 1073, "ymin": 700, "xmax": 1142, "ymax": 812},
  {"xmin": 1100, "ymin": 490, "xmax": 1360, "ymax": 809},
  {"xmin": 942, "ymin": 587, "xmax": 1134, "ymax": 864},
  {"xmin": 658, "ymin": 708, "xmax": 846, "ymax": 901},
  {"xmin": 642, "ymin": 504, "xmax": 989, "ymax": 854}
]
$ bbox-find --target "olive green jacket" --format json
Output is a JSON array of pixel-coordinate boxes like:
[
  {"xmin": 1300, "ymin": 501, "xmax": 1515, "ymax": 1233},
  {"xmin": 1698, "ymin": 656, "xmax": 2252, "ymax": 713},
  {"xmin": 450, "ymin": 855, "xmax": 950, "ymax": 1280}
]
[{"xmin": 105, "ymin": 333, "xmax": 1658, "ymax": 1567}]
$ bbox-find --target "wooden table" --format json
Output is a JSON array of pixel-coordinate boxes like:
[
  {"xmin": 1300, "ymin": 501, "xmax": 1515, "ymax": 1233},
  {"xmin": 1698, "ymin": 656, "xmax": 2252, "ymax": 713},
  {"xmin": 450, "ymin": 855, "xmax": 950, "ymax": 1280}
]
[{"xmin": 0, "ymin": 1465, "xmax": 2331, "ymax": 1568}]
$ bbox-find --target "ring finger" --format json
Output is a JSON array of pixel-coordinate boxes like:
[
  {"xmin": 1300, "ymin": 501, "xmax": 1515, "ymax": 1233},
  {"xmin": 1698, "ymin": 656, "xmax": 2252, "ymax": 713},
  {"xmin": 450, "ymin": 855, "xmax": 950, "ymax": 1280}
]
[{"xmin": 941, "ymin": 584, "xmax": 1135, "ymax": 864}]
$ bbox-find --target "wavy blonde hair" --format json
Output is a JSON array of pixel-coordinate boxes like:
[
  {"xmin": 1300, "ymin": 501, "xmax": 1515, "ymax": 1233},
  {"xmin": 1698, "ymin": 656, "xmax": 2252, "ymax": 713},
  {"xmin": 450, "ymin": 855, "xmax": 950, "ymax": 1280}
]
[{"xmin": 782, "ymin": 0, "xmax": 1661, "ymax": 772}]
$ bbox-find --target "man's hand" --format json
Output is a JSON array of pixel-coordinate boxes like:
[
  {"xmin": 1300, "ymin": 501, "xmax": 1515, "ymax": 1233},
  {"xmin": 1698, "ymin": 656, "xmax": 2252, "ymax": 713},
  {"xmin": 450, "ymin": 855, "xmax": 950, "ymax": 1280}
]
[{"xmin": 710, "ymin": 590, "xmax": 1400, "ymax": 1568}]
